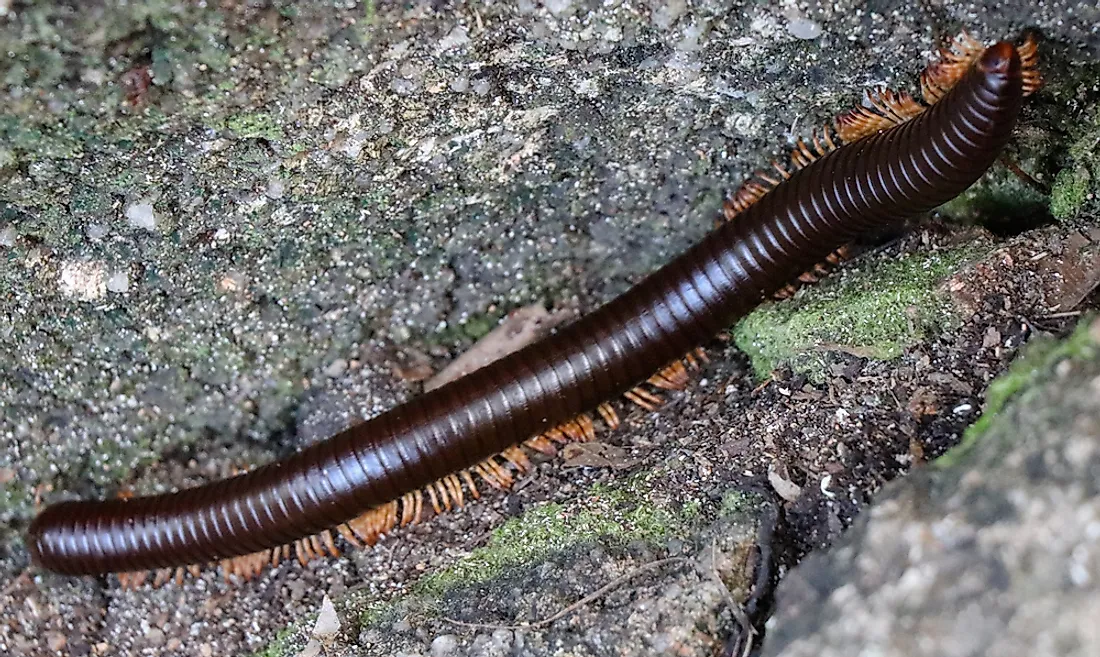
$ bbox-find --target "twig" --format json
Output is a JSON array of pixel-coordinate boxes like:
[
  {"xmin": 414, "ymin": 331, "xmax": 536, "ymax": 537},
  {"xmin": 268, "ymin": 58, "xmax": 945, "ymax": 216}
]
[
  {"xmin": 1000, "ymin": 155, "xmax": 1051, "ymax": 195},
  {"xmin": 1043, "ymin": 310, "xmax": 1084, "ymax": 319},
  {"xmin": 441, "ymin": 557, "xmax": 687, "ymax": 630}
]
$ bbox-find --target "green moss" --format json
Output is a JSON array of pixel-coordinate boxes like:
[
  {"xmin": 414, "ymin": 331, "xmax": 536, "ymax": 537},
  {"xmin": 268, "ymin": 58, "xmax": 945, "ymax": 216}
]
[
  {"xmin": 0, "ymin": 478, "xmax": 20, "ymax": 522},
  {"xmin": 251, "ymin": 626, "xmax": 296, "ymax": 657},
  {"xmin": 1051, "ymin": 165, "xmax": 1093, "ymax": 221},
  {"xmin": 460, "ymin": 314, "xmax": 498, "ymax": 340},
  {"xmin": 226, "ymin": 113, "xmax": 284, "ymax": 142},
  {"xmin": 422, "ymin": 309, "xmax": 507, "ymax": 349},
  {"xmin": 719, "ymin": 490, "xmax": 756, "ymax": 518},
  {"xmin": 330, "ymin": 472, "xmax": 709, "ymax": 634},
  {"xmin": 1048, "ymin": 106, "xmax": 1100, "ymax": 222},
  {"xmin": 414, "ymin": 486, "xmax": 682, "ymax": 597},
  {"xmin": 938, "ymin": 315, "xmax": 1100, "ymax": 467},
  {"xmin": 364, "ymin": 0, "xmax": 379, "ymax": 25},
  {"xmin": 69, "ymin": 185, "xmax": 113, "ymax": 218},
  {"xmin": 680, "ymin": 499, "xmax": 704, "ymax": 520},
  {"xmin": 732, "ymin": 247, "xmax": 977, "ymax": 381},
  {"xmin": 355, "ymin": 599, "xmax": 402, "ymax": 632},
  {"xmin": 0, "ymin": 116, "xmax": 83, "ymax": 160}
]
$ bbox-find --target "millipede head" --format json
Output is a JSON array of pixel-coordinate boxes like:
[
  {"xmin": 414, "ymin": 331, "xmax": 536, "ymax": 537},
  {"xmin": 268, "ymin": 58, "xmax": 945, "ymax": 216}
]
[{"xmin": 921, "ymin": 30, "xmax": 987, "ymax": 104}]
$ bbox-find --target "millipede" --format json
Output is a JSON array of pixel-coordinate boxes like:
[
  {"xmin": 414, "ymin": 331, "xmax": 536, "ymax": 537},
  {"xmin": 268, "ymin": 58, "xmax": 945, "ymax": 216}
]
[{"xmin": 27, "ymin": 32, "xmax": 1041, "ymax": 587}]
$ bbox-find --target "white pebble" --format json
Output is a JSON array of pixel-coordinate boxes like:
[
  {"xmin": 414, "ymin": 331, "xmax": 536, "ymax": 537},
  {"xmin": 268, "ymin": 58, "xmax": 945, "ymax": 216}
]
[
  {"xmin": 544, "ymin": 0, "xmax": 572, "ymax": 16},
  {"xmin": 325, "ymin": 359, "xmax": 348, "ymax": 378},
  {"xmin": 651, "ymin": 0, "xmax": 686, "ymax": 30},
  {"xmin": 266, "ymin": 178, "xmax": 285, "ymax": 200},
  {"xmin": 471, "ymin": 78, "xmax": 491, "ymax": 96},
  {"xmin": 787, "ymin": 18, "xmax": 822, "ymax": 40},
  {"xmin": 436, "ymin": 25, "xmax": 470, "ymax": 53},
  {"xmin": 59, "ymin": 260, "xmax": 107, "ymax": 301},
  {"xmin": 296, "ymin": 640, "xmax": 322, "ymax": 657},
  {"xmin": 449, "ymin": 76, "xmax": 470, "ymax": 93},
  {"xmin": 0, "ymin": 226, "xmax": 14, "ymax": 247},
  {"xmin": 125, "ymin": 201, "xmax": 158, "ymax": 231},
  {"xmin": 431, "ymin": 634, "xmax": 459, "ymax": 657},
  {"xmin": 339, "ymin": 131, "xmax": 370, "ymax": 159},
  {"xmin": 86, "ymin": 223, "xmax": 108, "ymax": 240},
  {"xmin": 107, "ymin": 271, "xmax": 130, "ymax": 294}
]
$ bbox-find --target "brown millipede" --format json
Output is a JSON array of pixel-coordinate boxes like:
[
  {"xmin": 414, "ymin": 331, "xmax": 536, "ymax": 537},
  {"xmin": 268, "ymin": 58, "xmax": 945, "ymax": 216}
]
[{"xmin": 28, "ymin": 34, "xmax": 1040, "ymax": 584}]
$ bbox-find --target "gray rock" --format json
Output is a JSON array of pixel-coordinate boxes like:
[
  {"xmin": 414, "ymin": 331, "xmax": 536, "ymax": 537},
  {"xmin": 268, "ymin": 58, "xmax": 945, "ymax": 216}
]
[
  {"xmin": 763, "ymin": 318, "xmax": 1100, "ymax": 657},
  {"xmin": 430, "ymin": 633, "xmax": 459, "ymax": 657}
]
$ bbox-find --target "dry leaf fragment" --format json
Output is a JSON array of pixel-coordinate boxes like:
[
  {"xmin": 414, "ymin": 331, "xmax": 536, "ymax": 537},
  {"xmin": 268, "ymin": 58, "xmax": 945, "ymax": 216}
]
[
  {"xmin": 426, "ymin": 305, "xmax": 574, "ymax": 391},
  {"xmin": 768, "ymin": 461, "xmax": 803, "ymax": 502}
]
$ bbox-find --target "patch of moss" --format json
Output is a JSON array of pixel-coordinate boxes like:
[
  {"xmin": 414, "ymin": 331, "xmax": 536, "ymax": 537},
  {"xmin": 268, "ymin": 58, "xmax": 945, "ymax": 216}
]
[
  {"xmin": 0, "ymin": 478, "xmax": 21, "ymax": 524},
  {"xmin": 414, "ymin": 488, "xmax": 683, "ymax": 597},
  {"xmin": 680, "ymin": 498, "xmax": 704, "ymax": 520},
  {"xmin": 1050, "ymin": 165, "xmax": 1093, "ymax": 221},
  {"xmin": 732, "ymin": 247, "xmax": 977, "ymax": 381},
  {"xmin": 423, "ymin": 309, "xmax": 506, "ymax": 349},
  {"xmin": 226, "ymin": 112, "xmax": 284, "ymax": 141},
  {"xmin": 460, "ymin": 314, "xmax": 498, "ymax": 341},
  {"xmin": 250, "ymin": 626, "xmax": 296, "ymax": 657},
  {"xmin": 1046, "ymin": 100, "xmax": 1100, "ymax": 222},
  {"xmin": 322, "ymin": 471, "xmax": 706, "ymax": 633},
  {"xmin": 719, "ymin": 490, "xmax": 756, "ymax": 518},
  {"xmin": 938, "ymin": 314, "xmax": 1100, "ymax": 467},
  {"xmin": 0, "ymin": 116, "xmax": 83, "ymax": 160},
  {"xmin": 354, "ymin": 599, "xmax": 403, "ymax": 633}
]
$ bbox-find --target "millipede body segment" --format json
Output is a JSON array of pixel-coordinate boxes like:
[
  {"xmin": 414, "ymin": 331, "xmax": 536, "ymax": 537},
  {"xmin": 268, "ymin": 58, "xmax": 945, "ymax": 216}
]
[{"xmin": 29, "ymin": 38, "xmax": 1035, "ymax": 579}]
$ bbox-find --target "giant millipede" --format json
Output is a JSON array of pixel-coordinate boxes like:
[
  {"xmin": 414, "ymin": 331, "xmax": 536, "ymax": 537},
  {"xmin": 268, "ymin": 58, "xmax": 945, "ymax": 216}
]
[{"xmin": 27, "ymin": 34, "xmax": 1041, "ymax": 584}]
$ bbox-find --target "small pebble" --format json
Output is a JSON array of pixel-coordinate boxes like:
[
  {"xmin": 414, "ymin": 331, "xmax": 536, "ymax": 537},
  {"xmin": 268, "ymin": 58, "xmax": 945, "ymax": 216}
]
[
  {"xmin": 471, "ymin": 78, "xmax": 491, "ymax": 96},
  {"xmin": 125, "ymin": 201, "xmax": 158, "ymax": 231},
  {"xmin": 287, "ymin": 578, "xmax": 308, "ymax": 602},
  {"xmin": 325, "ymin": 359, "xmax": 348, "ymax": 378},
  {"xmin": 86, "ymin": 223, "xmax": 108, "ymax": 240},
  {"xmin": 430, "ymin": 634, "xmax": 459, "ymax": 657},
  {"xmin": 543, "ymin": 0, "xmax": 573, "ymax": 16},
  {"xmin": 107, "ymin": 271, "xmax": 130, "ymax": 294},
  {"xmin": 297, "ymin": 639, "xmax": 322, "ymax": 657},
  {"xmin": 46, "ymin": 632, "xmax": 67, "ymax": 651},
  {"xmin": 59, "ymin": 260, "xmax": 107, "ymax": 301},
  {"xmin": 145, "ymin": 628, "xmax": 165, "ymax": 646},
  {"xmin": 787, "ymin": 18, "xmax": 822, "ymax": 40},
  {"xmin": 266, "ymin": 178, "xmax": 285, "ymax": 200},
  {"xmin": 450, "ymin": 76, "xmax": 470, "ymax": 93}
]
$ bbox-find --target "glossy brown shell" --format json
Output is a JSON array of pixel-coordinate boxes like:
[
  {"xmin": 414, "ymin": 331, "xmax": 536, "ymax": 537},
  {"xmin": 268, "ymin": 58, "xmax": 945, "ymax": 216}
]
[{"xmin": 28, "ymin": 43, "xmax": 1026, "ymax": 576}]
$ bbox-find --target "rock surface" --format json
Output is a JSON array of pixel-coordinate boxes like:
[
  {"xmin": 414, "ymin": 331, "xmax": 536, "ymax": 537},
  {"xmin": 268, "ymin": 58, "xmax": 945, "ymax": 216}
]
[{"xmin": 763, "ymin": 317, "xmax": 1100, "ymax": 657}]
